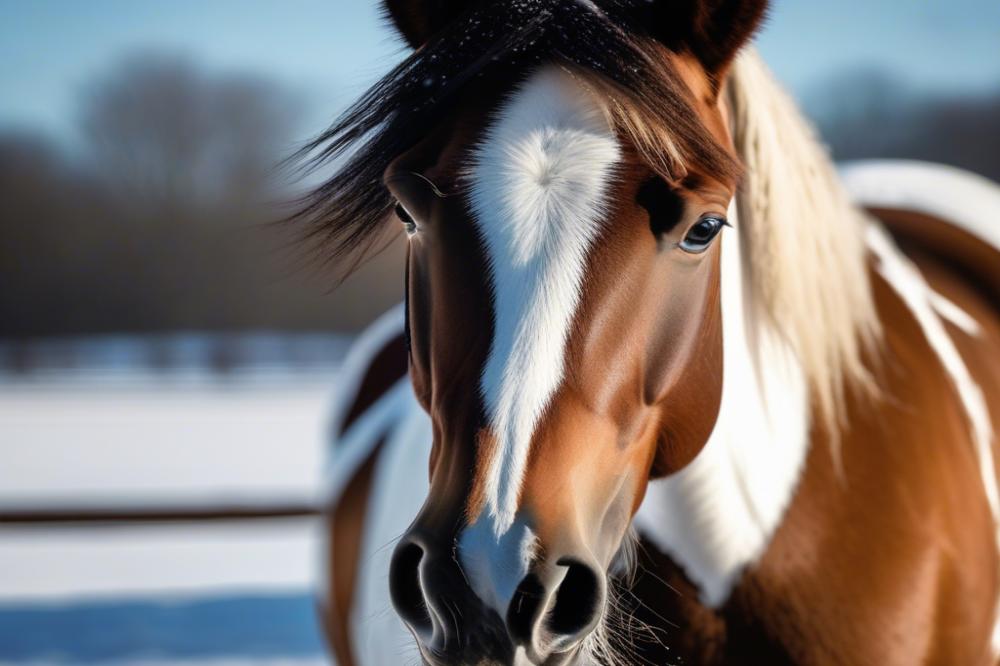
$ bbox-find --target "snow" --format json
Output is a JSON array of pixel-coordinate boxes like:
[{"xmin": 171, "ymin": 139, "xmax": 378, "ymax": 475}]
[
  {"xmin": 0, "ymin": 366, "xmax": 346, "ymax": 663},
  {"xmin": 0, "ymin": 655, "xmax": 332, "ymax": 666},
  {"xmin": 0, "ymin": 368, "xmax": 339, "ymax": 600},
  {"xmin": 0, "ymin": 519, "xmax": 319, "ymax": 603},
  {"xmin": 0, "ymin": 377, "xmax": 334, "ymax": 506}
]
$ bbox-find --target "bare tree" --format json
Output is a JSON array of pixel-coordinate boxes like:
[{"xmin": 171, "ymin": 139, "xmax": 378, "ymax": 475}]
[
  {"xmin": 79, "ymin": 53, "xmax": 301, "ymax": 217},
  {"xmin": 808, "ymin": 68, "xmax": 1000, "ymax": 182},
  {"xmin": 0, "ymin": 53, "xmax": 406, "ymax": 338}
]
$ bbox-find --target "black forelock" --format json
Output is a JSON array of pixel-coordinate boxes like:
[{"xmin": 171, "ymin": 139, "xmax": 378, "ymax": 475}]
[{"xmin": 288, "ymin": 0, "xmax": 739, "ymax": 269}]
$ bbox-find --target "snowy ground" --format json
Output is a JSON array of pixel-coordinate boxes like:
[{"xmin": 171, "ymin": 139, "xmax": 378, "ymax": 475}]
[
  {"xmin": 0, "ymin": 374, "xmax": 335, "ymax": 506},
  {"xmin": 0, "ymin": 365, "xmax": 343, "ymax": 664},
  {"xmin": 0, "ymin": 656, "xmax": 329, "ymax": 665}
]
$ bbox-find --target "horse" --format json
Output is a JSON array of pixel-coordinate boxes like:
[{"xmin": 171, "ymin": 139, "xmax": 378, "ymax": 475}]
[{"xmin": 299, "ymin": 1, "xmax": 1000, "ymax": 664}]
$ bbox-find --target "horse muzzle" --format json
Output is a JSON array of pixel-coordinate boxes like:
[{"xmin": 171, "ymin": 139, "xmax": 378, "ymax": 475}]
[{"xmin": 389, "ymin": 528, "xmax": 607, "ymax": 665}]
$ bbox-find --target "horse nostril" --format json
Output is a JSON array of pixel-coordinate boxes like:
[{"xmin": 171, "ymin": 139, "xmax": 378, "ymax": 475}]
[
  {"xmin": 389, "ymin": 540, "xmax": 432, "ymax": 634},
  {"xmin": 506, "ymin": 573, "xmax": 547, "ymax": 645},
  {"xmin": 506, "ymin": 559, "xmax": 606, "ymax": 659},
  {"xmin": 547, "ymin": 559, "xmax": 604, "ymax": 640}
]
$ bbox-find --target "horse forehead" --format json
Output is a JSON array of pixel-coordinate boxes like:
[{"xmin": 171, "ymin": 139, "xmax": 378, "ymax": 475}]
[{"xmin": 465, "ymin": 65, "xmax": 621, "ymax": 534}]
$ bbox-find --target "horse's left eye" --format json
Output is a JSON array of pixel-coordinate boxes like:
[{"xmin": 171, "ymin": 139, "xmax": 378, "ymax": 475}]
[
  {"xmin": 394, "ymin": 203, "xmax": 417, "ymax": 235},
  {"xmin": 679, "ymin": 216, "xmax": 725, "ymax": 253}
]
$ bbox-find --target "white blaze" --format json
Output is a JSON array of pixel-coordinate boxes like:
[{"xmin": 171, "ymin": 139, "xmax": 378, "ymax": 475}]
[{"xmin": 468, "ymin": 66, "xmax": 621, "ymax": 535}]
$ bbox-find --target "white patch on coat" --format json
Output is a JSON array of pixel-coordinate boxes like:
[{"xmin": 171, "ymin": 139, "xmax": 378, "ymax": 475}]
[
  {"xmin": 322, "ymin": 307, "xmax": 429, "ymax": 665},
  {"xmin": 350, "ymin": 382, "xmax": 433, "ymax": 666},
  {"xmin": 840, "ymin": 159, "xmax": 1000, "ymax": 252},
  {"xmin": 468, "ymin": 66, "xmax": 621, "ymax": 535},
  {"xmin": 867, "ymin": 225, "xmax": 995, "ymax": 512},
  {"xmin": 323, "ymin": 303, "xmax": 407, "ymax": 508}
]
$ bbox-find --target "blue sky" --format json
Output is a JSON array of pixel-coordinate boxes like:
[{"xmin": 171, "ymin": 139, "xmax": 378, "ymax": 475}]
[{"xmin": 1, "ymin": 0, "xmax": 998, "ymax": 146}]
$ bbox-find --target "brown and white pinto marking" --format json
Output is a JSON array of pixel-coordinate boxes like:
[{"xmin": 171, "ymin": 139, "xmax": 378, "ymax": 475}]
[{"xmin": 307, "ymin": 2, "xmax": 1000, "ymax": 664}]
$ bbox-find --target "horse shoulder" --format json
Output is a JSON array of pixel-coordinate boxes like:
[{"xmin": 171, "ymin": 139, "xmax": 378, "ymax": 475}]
[
  {"xmin": 649, "ymin": 256, "xmax": 993, "ymax": 664},
  {"xmin": 848, "ymin": 159, "xmax": 1000, "ymax": 535},
  {"xmin": 639, "ymin": 162, "xmax": 1000, "ymax": 664},
  {"xmin": 755, "ymin": 258, "xmax": 1000, "ymax": 663},
  {"xmin": 320, "ymin": 305, "xmax": 409, "ymax": 666},
  {"xmin": 736, "ymin": 161, "xmax": 1000, "ymax": 663}
]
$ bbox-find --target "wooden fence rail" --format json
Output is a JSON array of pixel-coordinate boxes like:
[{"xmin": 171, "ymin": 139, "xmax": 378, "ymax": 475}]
[{"xmin": 0, "ymin": 502, "xmax": 322, "ymax": 526}]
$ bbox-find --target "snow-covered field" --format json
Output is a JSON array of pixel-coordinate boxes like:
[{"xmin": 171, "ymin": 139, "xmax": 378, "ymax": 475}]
[
  {"xmin": 0, "ymin": 376, "xmax": 334, "ymax": 508},
  {"xmin": 0, "ymin": 362, "xmax": 343, "ymax": 664}
]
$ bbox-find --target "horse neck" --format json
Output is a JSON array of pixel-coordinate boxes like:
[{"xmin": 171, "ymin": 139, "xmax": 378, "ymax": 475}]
[{"xmin": 633, "ymin": 202, "xmax": 811, "ymax": 607}]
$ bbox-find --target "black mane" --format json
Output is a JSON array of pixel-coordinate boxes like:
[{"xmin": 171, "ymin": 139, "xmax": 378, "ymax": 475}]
[{"xmin": 290, "ymin": 0, "xmax": 739, "ymax": 266}]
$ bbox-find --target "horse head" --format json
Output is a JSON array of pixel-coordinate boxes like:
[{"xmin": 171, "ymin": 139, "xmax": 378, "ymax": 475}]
[{"xmin": 306, "ymin": 1, "xmax": 767, "ymax": 662}]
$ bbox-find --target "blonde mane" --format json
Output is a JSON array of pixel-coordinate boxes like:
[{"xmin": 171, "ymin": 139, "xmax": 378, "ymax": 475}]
[{"xmin": 726, "ymin": 48, "xmax": 881, "ymax": 435}]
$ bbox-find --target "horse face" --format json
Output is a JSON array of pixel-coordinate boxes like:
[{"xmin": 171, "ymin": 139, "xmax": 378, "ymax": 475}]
[{"xmin": 386, "ymin": 57, "xmax": 737, "ymax": 664}]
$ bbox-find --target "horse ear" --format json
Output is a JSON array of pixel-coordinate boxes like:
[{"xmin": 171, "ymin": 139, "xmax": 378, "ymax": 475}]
[
  {"xmin": 382, "ymin": 0, "xmax": 471, "ymax": 48},
  {"xmin": 641, "ymin": 0, "xmax": 769, "ymax": 77}
]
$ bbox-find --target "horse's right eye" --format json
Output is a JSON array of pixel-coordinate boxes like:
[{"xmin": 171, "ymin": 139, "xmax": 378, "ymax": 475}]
[{"xmin": 394, "ymin": 203, "xmax": 417, "ymax": 235}]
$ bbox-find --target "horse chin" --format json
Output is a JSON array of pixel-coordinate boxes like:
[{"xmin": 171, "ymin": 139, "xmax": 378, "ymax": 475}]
[
  {"xmin": 519, "ymin": 644, "xmax": 585, "ymax": 666},
  {"xmin": 504, "ymin": 603, "xmax": 609, "ymax": 665}
]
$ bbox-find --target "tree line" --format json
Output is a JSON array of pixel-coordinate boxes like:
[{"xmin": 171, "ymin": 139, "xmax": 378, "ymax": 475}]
[
  {"xmin": 1, "ymin": 56, "xmax": 997, "ymax": 339},
  {"xmin": 0, "ymin": 54, "xmax": 402, "ymax": 339}
]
